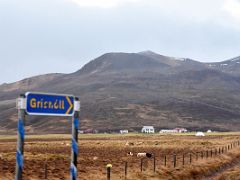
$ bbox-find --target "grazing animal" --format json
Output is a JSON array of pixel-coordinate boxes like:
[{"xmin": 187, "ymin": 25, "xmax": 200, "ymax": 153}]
[
  {"xmin": 125, "ymin": 141, "xmax": 134, "ymax": 146},
  {"xmin": 137, "ymin": 153, "xmax": 152, "ymax": 158},
  {"xmin": 146, "ymin": 153, "xmax": 152, "ymax": 158},
  {"xmin": 93, "ymin": 156, "xmax": 98, "ymax": 160},
  {"xmin": 127, "ymin": 152, "xmax": 133, "ymax": 156},
  {"xmin": 136, "ymin": 142, "xmax": 143, "ymax": 145}
]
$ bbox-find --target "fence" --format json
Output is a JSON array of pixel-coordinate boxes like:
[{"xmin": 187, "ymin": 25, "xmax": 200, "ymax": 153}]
[
  {"xmin": 101, "ymin": 140, "xmax": 240, "ymax": 179},
  {"xmin": 42, "ymin": 140, "xmax": 240, "ymax": 179},
  {"xmin": 2, "ymin": 140, "xmax": 240, "ymax": 179}
]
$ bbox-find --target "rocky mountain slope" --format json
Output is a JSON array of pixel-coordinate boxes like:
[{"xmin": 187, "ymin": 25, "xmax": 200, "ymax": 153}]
[
  {"xmin": 0, "ymin": 51, "xmax": 240, "ymax": 134},
  {"xmin": 207, "ymin": 56, "xmax": 240, "ymax": 76}
]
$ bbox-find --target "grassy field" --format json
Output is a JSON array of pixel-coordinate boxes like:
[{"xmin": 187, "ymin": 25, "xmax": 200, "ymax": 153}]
[
  {"xmin": 1, "ymin": 131, "xmax": 239, "ymax": 140},
  {"xmin": 0, "ymin": 133, "xmax": 240, "ymax": 179}
]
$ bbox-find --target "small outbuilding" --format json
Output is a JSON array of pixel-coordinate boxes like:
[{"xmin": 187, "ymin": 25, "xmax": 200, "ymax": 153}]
[
  {"xmin": 195, "ymin": 132, "xmax": 205, "ymax": 136},
  {"xmin": 174, "ymin": 128, "xmax": 188, "ymax": 133},
  {"xmin": 78, "ymin": 130, "xmax": 84, "ymax": 134},
  {"xmin": 141, "ymin": 126, "xmax": 155, "ymax": 133},
  {"xmin": 120, "ymin": 130, "xmax": 129, "ymax": 134},
  {"xmin": 159, "ymin": 129, "xmax": 177, "ymax": 133}
]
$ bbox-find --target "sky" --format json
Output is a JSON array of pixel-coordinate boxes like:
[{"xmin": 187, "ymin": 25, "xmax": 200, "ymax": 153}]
[{"xmin": 0, "ymin": 0, "xmax": 240, "ymax": 84}]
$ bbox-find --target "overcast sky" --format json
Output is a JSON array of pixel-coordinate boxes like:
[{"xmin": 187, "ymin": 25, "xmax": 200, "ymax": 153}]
[{"xmin": 0, "ymin": 0, "xmax": 240, "ymax": 84}]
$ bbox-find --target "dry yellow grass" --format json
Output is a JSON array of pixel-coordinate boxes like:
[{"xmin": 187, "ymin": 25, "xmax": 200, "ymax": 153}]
[{"xmin": 0, "ymin": 133, "xmax": 240, "ymax": 179}]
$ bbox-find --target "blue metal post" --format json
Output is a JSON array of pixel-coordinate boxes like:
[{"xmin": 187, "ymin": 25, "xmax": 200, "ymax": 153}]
[
  {"xmin": 15, "ymin": 95, "xmax": 26, "ymax": 180},
  {"xmin": 70, "ymin": 97, "xmax": 80, "ymax": 180}
]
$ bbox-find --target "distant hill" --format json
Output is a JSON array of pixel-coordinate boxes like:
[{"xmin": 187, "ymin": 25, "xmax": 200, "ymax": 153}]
[
  {"xmin": 207, "ymin": 56, "xmax": 240, "ymax": 76},
  {"xmin": 0, "ymin": 51, "xmax": 240, "ymax": 134}
]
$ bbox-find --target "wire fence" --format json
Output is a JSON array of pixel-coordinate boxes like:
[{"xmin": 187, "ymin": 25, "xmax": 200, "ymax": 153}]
[
  {"xmin": 42, "ymin": 140, "xmax": 239, "ymax": 179},
  {"xmin": 1, "ymin": 140, "xmax": 240, "ymax": 179}
]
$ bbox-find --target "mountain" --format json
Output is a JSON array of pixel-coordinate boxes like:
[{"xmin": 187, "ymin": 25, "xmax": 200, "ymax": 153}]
[
  {"xmin": 0, "ymin": 51, "xmax": 240, "ymax": 134},
  {"xmin": 139, "ymin": 50, "xmax": 207, "ymax": 70},
  {"xmin": 207, "ymin": 56, "xmax": 240, "ymax": 76},
  {"xmin": 78, "ymin": 52, "xmax": 170, "ymax": 75}
]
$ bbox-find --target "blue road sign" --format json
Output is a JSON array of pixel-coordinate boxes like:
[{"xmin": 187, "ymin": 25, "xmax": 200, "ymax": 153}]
[{"xmin": 25, "ymin": 92, "xmax": 74, "ymax": 116}]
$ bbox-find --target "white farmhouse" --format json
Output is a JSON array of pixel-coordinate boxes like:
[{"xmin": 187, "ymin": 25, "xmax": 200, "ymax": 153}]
[{"xmin": 141, "ymin": 126, "xmax": 155, "ymax": 133}]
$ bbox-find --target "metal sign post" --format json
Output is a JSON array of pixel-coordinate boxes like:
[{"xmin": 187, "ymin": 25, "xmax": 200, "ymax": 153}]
[
  {"xmin": 15, "ymin": 94, "xmax": 26, "ymax": 180},
  {"xmin": 70, "ymin": 97, "xmax": 80, "ymax": 180},
  {"xmin": 15, "ymin": 92, "xmax": 80, "ymax": 180}
]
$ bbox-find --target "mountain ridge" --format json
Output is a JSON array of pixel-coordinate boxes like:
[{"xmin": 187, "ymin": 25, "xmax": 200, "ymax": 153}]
[
  {"xmin": 1, "ymin": 51, "xmax": 239, "ymax": 85},
  {"xmin": 0, "ymin": 51, "xmax": 240, "ymax": 134}
]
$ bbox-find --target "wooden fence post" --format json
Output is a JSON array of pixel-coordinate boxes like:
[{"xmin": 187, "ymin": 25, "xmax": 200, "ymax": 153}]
[
  {"xmin": 164, "ymin": 155, "xmax": 167, "ymax": 166},
  {"xmin": 210, "ymin": 150, "xmax": 212, "ymax": 158},
  {"xmin": 141, "ymin": 159, "xmax": 143, "ymax": 172},
  {"xmin": 44, "ymin": 163, "xmax": 48, "ymax": 180},
  {"xmin": 153, "ymin": 156, "xmax": 156, "ymax": 173},
  {"xmin": 173, "ymin": 154, "xmax": 176, "ymax": 168},
  {"xmin": 125, "ymin": 162, "xmax": 128, "ymax": 178},
  {"xmin": 206, "ymin": 151, "xmax": 208, "ymax": 158},
  {"xmin": 182, "ymin": 154, "xmax": 185, "ymax": 166},
  {"xmin": 189, "ymin": 153, "xmax": 192, "ymax": 164},
  {"xmin": 106, "ymin": 164, "xmax": 112, "ymax": 180}
]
